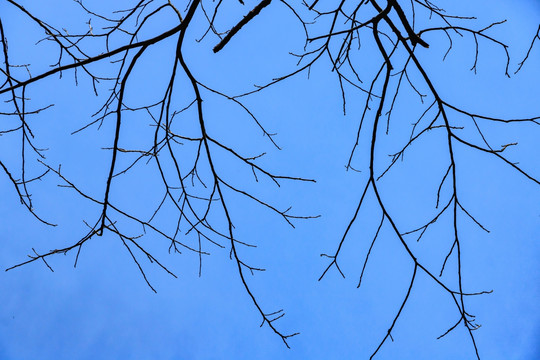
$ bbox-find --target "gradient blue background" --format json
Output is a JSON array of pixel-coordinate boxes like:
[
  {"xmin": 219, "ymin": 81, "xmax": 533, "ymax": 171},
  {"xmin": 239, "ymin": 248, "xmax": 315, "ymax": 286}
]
[{"xmin": 1, "ymin": 1, "xmax": 539, "ymax": 359}]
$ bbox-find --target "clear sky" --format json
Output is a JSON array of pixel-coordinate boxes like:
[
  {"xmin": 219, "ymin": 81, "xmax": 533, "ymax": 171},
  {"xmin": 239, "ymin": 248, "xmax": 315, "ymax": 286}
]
[{"xmin": 1, "ymin": 1, "xmax": 539, "ymax": 359}]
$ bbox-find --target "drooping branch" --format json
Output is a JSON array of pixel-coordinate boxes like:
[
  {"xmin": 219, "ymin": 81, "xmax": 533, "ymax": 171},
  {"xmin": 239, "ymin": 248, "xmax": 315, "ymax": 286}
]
[{"xmin": 1, "ymin": 1, "xmax": 538, "ymax": 358}]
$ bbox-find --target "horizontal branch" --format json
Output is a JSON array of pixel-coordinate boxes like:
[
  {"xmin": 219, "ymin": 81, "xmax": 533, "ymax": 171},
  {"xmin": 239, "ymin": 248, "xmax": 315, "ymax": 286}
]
[{"xmin": 0, "ymin": 22, "xmax": 187, "ymax": 95}]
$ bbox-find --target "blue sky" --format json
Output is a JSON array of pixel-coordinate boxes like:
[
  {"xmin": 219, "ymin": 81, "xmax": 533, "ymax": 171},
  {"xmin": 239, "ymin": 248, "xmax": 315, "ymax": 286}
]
[{"xmin": 1, "ymin": 1, "xmax": 539, "ymax": 359}]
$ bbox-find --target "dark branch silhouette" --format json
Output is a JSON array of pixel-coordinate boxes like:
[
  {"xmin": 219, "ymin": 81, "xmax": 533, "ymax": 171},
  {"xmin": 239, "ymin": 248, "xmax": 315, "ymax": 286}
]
[{"xmin": 1, "ymin": 0, "xmax": 538, "ymax": 358}]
